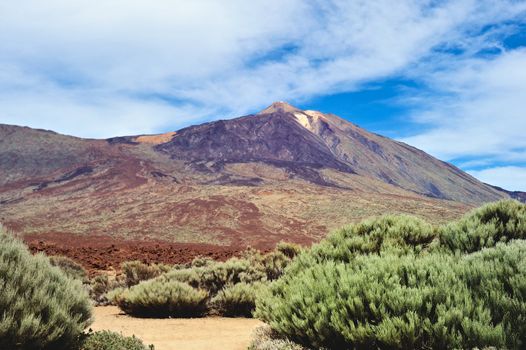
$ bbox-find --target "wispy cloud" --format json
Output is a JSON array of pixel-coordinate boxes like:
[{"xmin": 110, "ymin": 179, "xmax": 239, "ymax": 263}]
[
  {"xmin": 468, "ymin": 167, "xmax": 526, "ymax": 191},
  {"xmin": 401, "ymin": 49, "xmax": 526, "ymax": 161},
  {"xmin": 399, "ymin": 43, "xmax": 526, "ymax": 190},
  {"xmin": 1, "ymin": 0, "xmax": 523, "ymax": 136},
  {"xmin": 1, "ymin": 1, "xmax": 525, "ymax": 189}
]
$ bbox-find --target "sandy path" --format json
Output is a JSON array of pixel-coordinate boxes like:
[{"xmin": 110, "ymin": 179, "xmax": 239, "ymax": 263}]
[{"xmin": 91, "ymin": 306, "xmax": 263, "ymax": 350}]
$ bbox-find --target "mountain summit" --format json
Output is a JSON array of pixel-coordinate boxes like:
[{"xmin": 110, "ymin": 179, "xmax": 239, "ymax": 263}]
[
  {"xmin": 0, "ymin": 104, "xmax": 512, "ymax": 248},
  {"xmin": 155, "ymin": 103, "xmax": 503, "ymax": 203},
  {"xmin": 258, "ymin": 101, "xmax": 301, "ymax": 114}
]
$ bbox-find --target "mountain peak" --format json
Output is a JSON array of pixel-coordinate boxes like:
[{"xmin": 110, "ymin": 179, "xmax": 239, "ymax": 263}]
[{"xmin": 258, "ymin": 101, "xmax": 301, "ymax": 115}]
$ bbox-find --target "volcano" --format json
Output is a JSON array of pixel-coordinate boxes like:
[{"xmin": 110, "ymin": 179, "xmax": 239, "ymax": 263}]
[{"xmin": 0, "ymin": 102, "xmax": 513, "ymax": 254}]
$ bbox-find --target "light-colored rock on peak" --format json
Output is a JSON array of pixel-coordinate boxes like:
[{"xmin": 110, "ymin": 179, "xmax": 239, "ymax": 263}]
[{"xmin": 258, "ymin": 101, "xmax": 301, "ymax": 114}]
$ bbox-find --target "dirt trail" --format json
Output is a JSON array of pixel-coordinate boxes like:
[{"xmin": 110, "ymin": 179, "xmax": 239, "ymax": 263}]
[{"xmin": 91, "ymin": 306, "xmax": 263, "ymax": 350}]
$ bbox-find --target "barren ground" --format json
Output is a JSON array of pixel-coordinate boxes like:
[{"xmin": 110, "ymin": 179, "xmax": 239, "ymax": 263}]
[{"xmin": 91, "ymin": 306, "xmax": 263, "ymax": 350}]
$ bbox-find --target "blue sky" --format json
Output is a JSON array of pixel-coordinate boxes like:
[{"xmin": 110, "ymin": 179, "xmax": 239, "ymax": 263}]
[{"xmin": 0, "ymin": 1, "xmax": 525, "ymax": 190}]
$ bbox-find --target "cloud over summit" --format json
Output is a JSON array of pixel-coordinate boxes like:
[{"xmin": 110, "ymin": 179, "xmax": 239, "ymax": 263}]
[{"xmin": 0, "ymin": 0, "xmax": 525, "ymax": 189}]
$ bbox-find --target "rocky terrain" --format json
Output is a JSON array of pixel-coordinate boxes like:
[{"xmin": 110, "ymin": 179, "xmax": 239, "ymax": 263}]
[{"xmin": 0, "ymin": 102, "xmax": 516, "ymax": 268}]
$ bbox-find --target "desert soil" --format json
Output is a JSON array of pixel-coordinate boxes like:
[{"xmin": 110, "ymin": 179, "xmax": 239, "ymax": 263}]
[{"xmin": 91, "ymin": 306, "xmax": 264, "ymax": 350}]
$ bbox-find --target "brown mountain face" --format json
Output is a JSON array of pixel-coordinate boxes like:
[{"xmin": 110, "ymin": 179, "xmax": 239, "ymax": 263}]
[
  {"xmin": 0, "ymin": 102, "xmax": 511, "ymax": 257},
  {"xmin": 156, "ymin": 102, "xmax": 504, "ymax": 203}
]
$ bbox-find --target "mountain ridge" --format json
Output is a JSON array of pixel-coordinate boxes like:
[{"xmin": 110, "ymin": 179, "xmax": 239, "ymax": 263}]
[{"xmin": 0, "ymin": 102, "xmax": 516, "ymax": 249}]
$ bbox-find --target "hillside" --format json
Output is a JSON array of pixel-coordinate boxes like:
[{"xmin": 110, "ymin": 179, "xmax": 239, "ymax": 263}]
[{"xmin": 0, "ymin": 102, "xmax": 511, "ymax": 257}]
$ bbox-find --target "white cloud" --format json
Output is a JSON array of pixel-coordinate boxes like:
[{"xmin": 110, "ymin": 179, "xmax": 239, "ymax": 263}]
[
  {"xmin": 400, "ymin": 48, "xmax": 526, "ymax": 162},
  {"xmin": 398, "ymin": 42, "xmax": 526, "ymax": 191},
  {"xmin": 468, "ymin": 166, "xmax": 526, "ymax": 191},
  {"xmin": 1, "ymin": 0, "xmax": 525, "ymax": 138}
]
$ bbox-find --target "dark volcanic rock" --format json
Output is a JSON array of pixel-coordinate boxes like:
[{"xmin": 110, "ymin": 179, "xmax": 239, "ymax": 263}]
[{"xmin": 156, "ymin": 112, "xmax": 354, "ymax": 174}]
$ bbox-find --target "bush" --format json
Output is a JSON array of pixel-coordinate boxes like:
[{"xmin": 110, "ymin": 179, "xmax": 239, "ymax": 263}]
[
  {"xmin": 440, "ymin": 200, "xmax": 526, "ymax": 253},
  {"xmin": 248, "ymin": 325, "xmax": 309, "ymax": 350},
  {"xmin": 256, "ymin": 241, "xmax": 526, "ymax": 349},
  {"xmin": 210, "ymin": 282, "xmax": 267, "ymax": 317},
  {"xmin": 164, "ymin": 257, "xmax": 267, "ymax": 294},
  {"xmin": 105, "ymin": 287, "xmax": 127, "ymax": 306},
  {"xmin": 326, "ymin": 215, "xmax": 436, "ymax": 256},
  {"xmin": 280, "ymin": 215, "xmax": 437, "ymax": 278},
  {"xmin": 79, "ymin": 330, "xmax": 151, "ymax": 350},
  {"xmin": 115, "ymin": 279, "xmax": 208, "ymax": 318},
  {"xmin": 89, "ymin": 274, "xmax": 123, "ymax": 305},
  {"xmin": 462, "ymin": 241, "xmax": 526, "ymax": 344},
  {"xmin": 307, "ymin": 215, "xmax": 436, "ymax": 265},
  {"xmin": 190, "ymin": 255, "xmax": 215, "ymax": 267},
  {"xmin": 275, "ymin": 242, "xmax": 302, "ymax": 259},
  {"xmin": 121, "ymin": 260, "xmax": 170, "ymax": 287},
  {"xmin": 115, "ymin": 255, "xmax": 274, "ymax": 317},
  {"xmin": 261, "ymin": 250, "xmax": 291, "ymax": 280},
  {"xmin": 49, "ymin": 255, "xmax": 88, "ymax": 282},
  {"xmin": 0, "ymin": 229, "xmax": 92, "ymax": 350}
]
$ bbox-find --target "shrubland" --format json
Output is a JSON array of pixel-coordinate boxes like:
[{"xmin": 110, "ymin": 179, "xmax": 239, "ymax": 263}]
[
  {"xmin": 111, "ymin": 242, "xmax": 298, "ymax": 318},
  {"xmin": 116, "ymin": 279, "xmax": 208, "ymax": 318},
  {"xmin": 121, "ymin": 260, "xmax": 171, "ymax": 287},
  {"xmin": 0, "ymin": 227, "xmax": 155, "ymax": 350},
  {"xmin": 5, "ymin": 199, "xmax": 522, "ymax": 349},
  {"xmin": 439, "ymin": 199, "xmax": 526, "ymax": 253},
  {"xmin": 255, "ymin": 200, "xmax": 526, "ymax": 350},
  {"xmin": 0, "ymin": 228, "xmax": 92, "ymax": 350}
]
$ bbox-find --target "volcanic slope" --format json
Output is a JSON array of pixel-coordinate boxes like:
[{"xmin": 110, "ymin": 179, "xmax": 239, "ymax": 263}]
[{"xmin": 0, "ymin": 102, "xmax": 509, "ymax": 252}]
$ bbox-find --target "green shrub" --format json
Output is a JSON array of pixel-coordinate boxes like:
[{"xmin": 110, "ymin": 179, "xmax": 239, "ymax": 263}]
[
  {"xmin": 262, "ymin": 250, "xmax": 292, "ymax": 280},
  {"xmin": 116, "ymin": 279, "xmax": 208, "ymax": 318},
  {"xmin": 121, "ymin": 260, "xmax": 170, "ymax": 287},
  {"xmin": 248, "ymin": 325, "xmax": 309, "ymax": 350},
  {"xmin": 164, "ymin": 257, "xmax": 267, "ymax": 294},
  {"xmin": 461, "ymin": 241, "xmax": 526, "ymax": 344},
  {"xmin": 281, "ymin": 215, "xmax": 437, "ymax": 278},
  {"xmin": 89, "ymin": 274, "xmax": 122, "ymax": 305},
  {"xmin": 191, "ymin": 255, "xmax": 216, "ymax": 267},
  {"xmin": 49, "ymin": 255, "xmax": 88, "ymax": 282},
  {"xmin": 440, "ymin": 200, "xmax": 526, "ymax": 253},
  {"xmin": 105, "ymin": 287, "xmax": 127, "ymax": 306},
  {"xmin": 115, "ymin": 255, "xmax": 274, "ymax": 318},
  {"xmin": 310, "ymin": 215, "xmax": 436, "ymax": 263},
  {"xmin": 0, "ymin": 229, "xmax": 92, "ymax": 350},
  {"xmin": 275, "ymin": 242, "xmax": 302, "ymax": 259},
  {"xmin": 256, "ymin": 242, "xmax": 526, "ymax": 349},
  {"xmin": 79, "ymin": 330, "xmax": 150, "ymax": 350},
  {"xmin": 210, "ymin": 282, "xmax": 267, "ymax": 317}
]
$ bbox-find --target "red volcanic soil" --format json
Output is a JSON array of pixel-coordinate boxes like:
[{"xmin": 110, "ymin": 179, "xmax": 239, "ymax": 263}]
[{"xmin": 24, "ymin": 233, "xmax": 272, "ymax": 275}]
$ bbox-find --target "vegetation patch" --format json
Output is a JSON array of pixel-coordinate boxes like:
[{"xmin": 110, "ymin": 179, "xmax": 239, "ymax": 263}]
[
  {"xmin": 210, "ymin": 282, "xmax": 267, "ymax": 317},
  {"xmin": 112, "ymin": 243, "xmax": 297, "ymax": 318},
  {"xmin": 49, "ymin": 255, "xmax": 88, "ymax": 282},
  {"xmin": 79, "ymin": 330, "xmax": 151, "ymax": 350},
  {"xmin": 0, "ymin": 228, "xmax": 92, "ymax": 350},
  {"xmin": 121, "ymin": 260, "xmax": 171, "ymax": 287},
  {"xmin": 255, "ymin": 200, "xmax": 526, "ymax": 350},
  {"xmin": 115, "ymin": 279, "xmax": 209, "ymax": 318},
  {"xmin": 248, "ymin": 325, "xmax": 308, "ymax": 350},
  {"xmin": 440, "ymin": 199, "xmax": 526, "ymax": 253}
]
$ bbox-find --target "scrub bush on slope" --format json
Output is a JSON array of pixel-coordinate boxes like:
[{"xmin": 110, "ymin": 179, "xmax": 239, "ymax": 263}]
[
  {"xmin": 210, "ymin": 282, "xmax": 266, "ymax": 317},
  {"xmin": 0, "ymin": 229, "xmax": 92, "ymax": 350},
  {"xmin": 49, "ymin": 255, "xmax": 88, "ymax": 282},
  {"xmin": 255, "ymin": 201, "xmax": 526, "ymax": 350},
  {"xmin": 115, "ymin": 279, "xmax": 208, "ymax": 318},
  {"xmin": 440, "ymin": 199, "xmax": 526, "ymax": 253},
  {"xmin": 256, "ymin": 242, "xmax": 526, "ymax": 349},
  {"xmin": 113, "ymin": 244, "xmax": 297, "ymax": 317}
]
